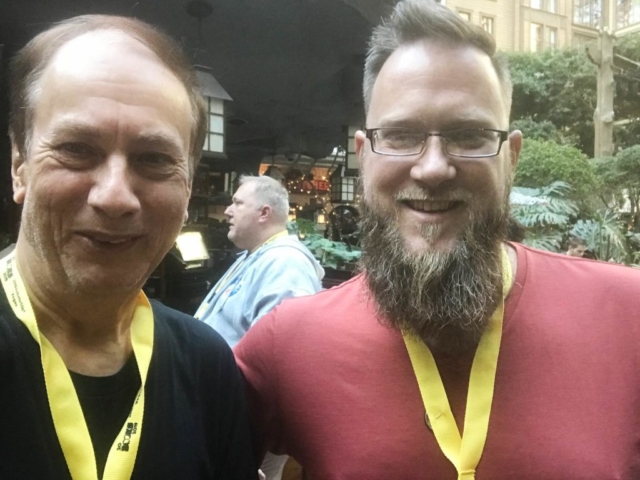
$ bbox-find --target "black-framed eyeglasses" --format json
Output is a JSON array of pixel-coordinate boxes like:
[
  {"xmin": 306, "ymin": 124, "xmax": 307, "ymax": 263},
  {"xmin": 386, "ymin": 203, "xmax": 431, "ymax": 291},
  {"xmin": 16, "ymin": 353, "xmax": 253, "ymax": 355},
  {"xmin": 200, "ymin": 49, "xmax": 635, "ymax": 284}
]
[{"xmin": 365, "ymin": 127, "xmax": 509, "ymax": 158}]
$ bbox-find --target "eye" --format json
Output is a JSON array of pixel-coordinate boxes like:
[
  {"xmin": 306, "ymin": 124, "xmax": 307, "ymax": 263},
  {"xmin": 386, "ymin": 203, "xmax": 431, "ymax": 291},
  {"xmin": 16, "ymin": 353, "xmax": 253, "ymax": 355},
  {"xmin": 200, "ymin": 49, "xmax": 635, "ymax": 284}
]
[
  {"xmin": 378, "ymin": 130, "xmax": 423, "ymax": 150},
  {"xmin": 54, "ymin": 142, "xmax": 100, "ymax": 167},
  {"xmin": 137, "ymin": 152, "xmax": 174, "ymax": 166},
  {"xmin": 57, "ymin": 142, "xmax": 96, "ymax": 158},
  {"xmin": 446, "ymin": 130, "xmax": 491, "ymax": 147}
]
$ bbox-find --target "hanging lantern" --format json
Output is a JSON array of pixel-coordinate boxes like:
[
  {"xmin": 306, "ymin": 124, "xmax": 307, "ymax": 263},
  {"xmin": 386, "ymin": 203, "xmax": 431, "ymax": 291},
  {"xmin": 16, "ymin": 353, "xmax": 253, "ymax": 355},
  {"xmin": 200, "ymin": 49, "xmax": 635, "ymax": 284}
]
[
  {"xmin": 330, "ymin": 165, "xmax": 357, "ymax": 203},
  {"xmin": 195, "ymin": 65, "xmax": 232, "ymax": 158}
]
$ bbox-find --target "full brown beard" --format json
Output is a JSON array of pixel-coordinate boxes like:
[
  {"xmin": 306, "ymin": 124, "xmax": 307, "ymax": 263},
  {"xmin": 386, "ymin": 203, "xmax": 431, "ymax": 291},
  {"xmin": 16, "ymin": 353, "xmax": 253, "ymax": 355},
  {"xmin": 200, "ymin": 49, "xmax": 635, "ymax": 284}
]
[{"xmin": 359, "ymin": 186, "xmax": 510, "ymax": 355}]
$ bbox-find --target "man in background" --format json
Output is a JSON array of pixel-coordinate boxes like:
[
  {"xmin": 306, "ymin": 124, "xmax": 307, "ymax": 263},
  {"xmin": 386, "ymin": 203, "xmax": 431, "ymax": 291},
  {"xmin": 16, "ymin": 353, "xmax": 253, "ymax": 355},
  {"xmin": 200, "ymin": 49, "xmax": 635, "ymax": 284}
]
[
  {"xmin": 235, "ymin": 1, "xmax": 640, "ymax": 478},
  {"xmin": 196, "ymin": 174, "xmax": 323, "ymax": 479},
  {"xmin": 566, "ymin": 236, "xmax": 588, "ymax": 257},
  {"xmin": 1, "ymin": 15, "xmax": 255, "ymax": 479}
]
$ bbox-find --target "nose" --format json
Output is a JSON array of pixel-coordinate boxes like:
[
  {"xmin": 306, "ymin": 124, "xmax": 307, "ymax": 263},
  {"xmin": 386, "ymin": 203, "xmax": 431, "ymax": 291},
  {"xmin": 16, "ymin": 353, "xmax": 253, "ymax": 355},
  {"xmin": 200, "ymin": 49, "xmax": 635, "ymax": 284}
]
[
  {"xmin": 87, "ymin": 155, "xmax": 141, "ymax": 218},
  {"xmin": 224, "ymin": 204, "xmax": 233, "ymax": 218},
  {"xmin": 409, "ymin": 136, "xmax": 456, "ymax": 188}
]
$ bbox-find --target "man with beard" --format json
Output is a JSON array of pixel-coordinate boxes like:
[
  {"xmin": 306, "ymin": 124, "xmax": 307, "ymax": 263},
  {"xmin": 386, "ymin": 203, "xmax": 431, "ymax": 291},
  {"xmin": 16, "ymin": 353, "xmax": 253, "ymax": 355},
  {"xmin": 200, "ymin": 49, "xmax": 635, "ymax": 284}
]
[
  {"xmin": 235, "ymin": 1, "xmax": 640, "ymax": 478},
  {"xmin": 0, "ymin": 15, "xmax": 256, "ymax": 479}
]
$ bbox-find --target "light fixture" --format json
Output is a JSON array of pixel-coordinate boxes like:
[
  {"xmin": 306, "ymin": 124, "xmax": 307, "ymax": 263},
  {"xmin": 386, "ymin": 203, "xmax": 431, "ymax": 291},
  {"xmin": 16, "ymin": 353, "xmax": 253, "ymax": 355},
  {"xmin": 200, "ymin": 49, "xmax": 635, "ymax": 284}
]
[
  {"xmin": 330, "ymin": 165, "xmax": 358, "ymax": 204},
  {"xmin": 186, "ymin": 0, "xmax": 233, "ymax": 158},
  {"xmin": 329, "ymin": 126, "xmax": 360, "ymax": 203},
  {"xmin": 195, "ymin": 65, "xmax": 232, "ymax": 156},
  {"xmin": 175, "ymin": 231, "xmax": 210, "ymax": 262}
]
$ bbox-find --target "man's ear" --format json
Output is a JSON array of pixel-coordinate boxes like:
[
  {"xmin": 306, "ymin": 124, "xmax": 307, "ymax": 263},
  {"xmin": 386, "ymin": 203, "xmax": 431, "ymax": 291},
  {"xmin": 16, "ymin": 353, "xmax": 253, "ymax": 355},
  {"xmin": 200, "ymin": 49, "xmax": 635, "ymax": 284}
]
[
  {"xmin": 258, "ymin": 204, "xmax": 272, "ymax": 223},
  {"xmin": 355, "ymin": 130, "xmax": 367, "ymax": 164},
  {"xmin": 11, "ymin": 145, "xmax": 27, "ymax": 205},
  {"xmin": 508, "ymin": 130, "xmax": 523, "ymax": 170}
]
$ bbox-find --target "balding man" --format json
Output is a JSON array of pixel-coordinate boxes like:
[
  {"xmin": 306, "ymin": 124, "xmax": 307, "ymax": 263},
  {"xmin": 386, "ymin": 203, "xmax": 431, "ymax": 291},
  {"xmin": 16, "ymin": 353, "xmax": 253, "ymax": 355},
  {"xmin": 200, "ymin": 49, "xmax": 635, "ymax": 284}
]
[
  {"xmin": 1, "ymin": 15, "xmax": 255, "ymax": 479},
  {"xmin": 196, "ymin": 174, "xmax": 323, "ymax": 480},
  {"xmin": 196, "ymin": 175, "xmax": 323, "ymax": 348}
]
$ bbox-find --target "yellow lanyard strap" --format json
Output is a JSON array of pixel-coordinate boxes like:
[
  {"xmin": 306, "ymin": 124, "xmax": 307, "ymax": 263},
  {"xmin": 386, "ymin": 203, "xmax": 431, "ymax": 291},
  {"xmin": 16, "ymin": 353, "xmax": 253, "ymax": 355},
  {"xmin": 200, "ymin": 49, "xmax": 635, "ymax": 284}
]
[
  {"xmin": 403, "ymin": 247, "xmax": 512, "ymax": 480},
  {"xmin": 195, "ymin": 229, "xmax": 289, "ymax": 318},
  {"xmin": 0, "ymin": 251, "xmax": 153, "ymax": 480}
]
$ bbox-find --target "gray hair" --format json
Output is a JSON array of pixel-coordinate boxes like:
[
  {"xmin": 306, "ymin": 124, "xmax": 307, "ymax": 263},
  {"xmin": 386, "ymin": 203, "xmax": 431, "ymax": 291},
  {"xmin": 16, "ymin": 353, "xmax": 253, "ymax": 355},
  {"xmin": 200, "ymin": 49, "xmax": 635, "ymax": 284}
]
[
  {"xmin": 363, "ymin": 0, "xmax": 512, "ymax": 116},
  {"xmin": 239, "ymin": 175, "xmax": 290, "ymax": 223},
  {"xmin": 9, "ymin": 15, "xmax": 207, "ymax": 178}
]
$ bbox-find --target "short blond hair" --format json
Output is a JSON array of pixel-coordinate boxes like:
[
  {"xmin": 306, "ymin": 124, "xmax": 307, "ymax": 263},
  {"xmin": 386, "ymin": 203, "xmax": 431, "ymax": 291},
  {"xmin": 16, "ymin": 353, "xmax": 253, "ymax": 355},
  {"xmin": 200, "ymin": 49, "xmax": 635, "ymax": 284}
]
[
  {"xmin": 363, "ymin": 0, "xmax": 512, "ymax": 115},
  {"xmin": 239, "ymin": 175, "xmax": 290, "ymax": 223}
]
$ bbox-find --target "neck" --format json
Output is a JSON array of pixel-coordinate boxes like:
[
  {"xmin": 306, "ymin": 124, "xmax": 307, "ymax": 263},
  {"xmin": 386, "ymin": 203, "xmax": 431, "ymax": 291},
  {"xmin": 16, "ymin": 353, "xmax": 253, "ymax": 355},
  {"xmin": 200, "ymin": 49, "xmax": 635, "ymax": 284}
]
[
  {"xmin": 15, "ymin": 242, "xmax": 138, "ymax": 376},
  {"xmin": 248, "ymin": 225, "xmax": 287, "ymax": 253},
  {"xmin": 504, "ymin": 242, "xmax": 518, "ymax": 296}
]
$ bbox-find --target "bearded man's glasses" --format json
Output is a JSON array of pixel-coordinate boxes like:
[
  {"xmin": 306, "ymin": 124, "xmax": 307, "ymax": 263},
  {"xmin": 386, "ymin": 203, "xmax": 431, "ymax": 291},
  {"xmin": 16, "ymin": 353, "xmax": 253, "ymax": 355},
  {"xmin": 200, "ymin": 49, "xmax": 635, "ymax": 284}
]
[{"xmin": 365, "ymin": 127, "xmax": 509, "ymax": 158}]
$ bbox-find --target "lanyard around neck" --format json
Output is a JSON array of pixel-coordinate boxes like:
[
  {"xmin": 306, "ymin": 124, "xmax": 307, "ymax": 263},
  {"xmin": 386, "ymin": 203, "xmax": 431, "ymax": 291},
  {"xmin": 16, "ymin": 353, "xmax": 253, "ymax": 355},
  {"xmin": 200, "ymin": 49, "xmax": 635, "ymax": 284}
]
[
  {"xmin": 204, "ymin": 229, "xmax": 289, "ymax": 300},
  {"xmin": 254, "ymin": 230, "xmax": 288, "ymax": 252},
  {"xmin": 0, "ymin": 251, "xmax": 153, "ymax": 480},
  {"xmin": 402, "ymin": 247, "xmax": 512, "ymax": 480}
]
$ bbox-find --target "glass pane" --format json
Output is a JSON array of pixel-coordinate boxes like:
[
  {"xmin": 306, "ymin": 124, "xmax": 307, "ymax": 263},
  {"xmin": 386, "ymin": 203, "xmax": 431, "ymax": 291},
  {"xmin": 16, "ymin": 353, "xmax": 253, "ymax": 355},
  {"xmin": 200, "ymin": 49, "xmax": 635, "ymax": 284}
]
[
  {"xmin": 209, "ymin": 133, "xmax": 224, "ymax": 153},
  {"xmin": 482, "ymin": 16, "xmax": 494, "ymax": 35},
  {"xmin": 209, "ymin": 97, "xmax": 224, "ymax": 115},
  {"xmin": 348, "ymin": 138, "xmax": 356, "ymax": 154},
  {"xmin": 530, "ymin": 23, "xmax": 543, "ymax": 52},
  {"xmin": 209, "ymin": 114, "xmax": 224, "ymax": 134},
  {"xmin": 202, "ymin": 134, "xmax": 209, "ymax": 151}
]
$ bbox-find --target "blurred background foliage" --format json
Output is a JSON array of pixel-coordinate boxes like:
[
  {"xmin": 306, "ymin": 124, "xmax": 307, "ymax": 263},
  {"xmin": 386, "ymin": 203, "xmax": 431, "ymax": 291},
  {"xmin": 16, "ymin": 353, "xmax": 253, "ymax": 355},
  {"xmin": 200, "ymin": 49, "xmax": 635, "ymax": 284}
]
[{"xmin": 506, "ymin": 35, "xmax": 640, "ymax": 266}]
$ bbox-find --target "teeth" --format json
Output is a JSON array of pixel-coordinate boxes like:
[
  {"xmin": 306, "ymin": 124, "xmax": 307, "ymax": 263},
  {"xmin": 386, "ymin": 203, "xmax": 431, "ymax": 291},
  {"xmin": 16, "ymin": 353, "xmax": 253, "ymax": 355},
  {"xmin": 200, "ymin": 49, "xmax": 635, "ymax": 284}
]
[{"xmin": 406, "ymin": 200, "xmax": 455, "ymax": 212}]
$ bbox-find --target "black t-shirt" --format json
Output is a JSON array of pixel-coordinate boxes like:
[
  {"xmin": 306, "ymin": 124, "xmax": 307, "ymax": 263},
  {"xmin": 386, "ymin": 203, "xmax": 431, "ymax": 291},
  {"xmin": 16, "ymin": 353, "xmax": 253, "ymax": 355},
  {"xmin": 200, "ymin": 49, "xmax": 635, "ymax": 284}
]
[
  {"xmin": 70, "ymin": 355, "xmax": 141, "ymax": 479},
  {"xmin": 0, "ymin": 288, "xmax": 257, "ymax": 479}
]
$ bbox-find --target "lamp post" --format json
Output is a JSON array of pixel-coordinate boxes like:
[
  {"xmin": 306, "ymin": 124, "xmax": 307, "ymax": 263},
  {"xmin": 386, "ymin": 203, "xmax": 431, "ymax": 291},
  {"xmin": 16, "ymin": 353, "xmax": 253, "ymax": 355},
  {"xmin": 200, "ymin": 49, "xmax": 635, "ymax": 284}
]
[{"xmin": 587, "ymin": 0, "xmax": 640, "ymax": 158}]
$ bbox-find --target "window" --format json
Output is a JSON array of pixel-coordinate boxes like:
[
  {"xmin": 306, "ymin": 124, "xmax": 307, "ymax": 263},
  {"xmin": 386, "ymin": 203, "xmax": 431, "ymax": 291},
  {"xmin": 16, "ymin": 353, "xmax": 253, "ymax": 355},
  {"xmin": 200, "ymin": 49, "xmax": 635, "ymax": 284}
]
[
  {"xmin": 573, "ymin": 0, "xmax": 601, "ymax": 27},
  {"xmin": 458, "ymin": 10, "xmax": 471, "ymax": 21},
  {"xmin": 549, "ymin": 27, "xmax": 558, "ymax": 48},
  {"xmin": 530, "ymin": 23, "xmax": 543, "ymax": 52},
  {"xmin": 617, "ymin": 0, "xmax": 640, "ymax": 28},
  {"xmin": 532, "ymin": 0, "xmax": 557, "ymax": 12},
  {"xmin": 481, "ymin": 16, "xmax": 495, "ymax": 35},
  {"xmin": 203, "ymin": 97, "xmax": 225, "ymax": 154}
]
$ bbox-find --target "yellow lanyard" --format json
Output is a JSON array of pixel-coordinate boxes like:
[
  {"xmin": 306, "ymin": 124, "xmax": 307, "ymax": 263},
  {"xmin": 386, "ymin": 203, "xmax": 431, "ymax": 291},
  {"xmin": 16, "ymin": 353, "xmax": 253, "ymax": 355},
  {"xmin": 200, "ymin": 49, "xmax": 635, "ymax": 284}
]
[
  {"xmin": 0, "ymin": 251, "xmax": 153, "ymax": 480},
  {"xmin": 196, "ymin": 229, "xmax": 289, "ymax": 315},
  {"xmin": 403, "ymin": 248, "xmax": 512, "ymax": 480}
]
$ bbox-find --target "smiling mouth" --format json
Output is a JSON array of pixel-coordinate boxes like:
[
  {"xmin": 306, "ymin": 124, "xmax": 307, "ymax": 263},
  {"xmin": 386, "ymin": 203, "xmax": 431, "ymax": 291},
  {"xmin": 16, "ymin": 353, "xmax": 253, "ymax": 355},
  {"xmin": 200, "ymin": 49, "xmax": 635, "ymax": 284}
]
[
  {"xmin": 402, "ymin": 200, "xmax": 462, "ymax": 213},
  {"xmin": 79, "ymin": 232, "xmax": 141, "ymax": 247}
]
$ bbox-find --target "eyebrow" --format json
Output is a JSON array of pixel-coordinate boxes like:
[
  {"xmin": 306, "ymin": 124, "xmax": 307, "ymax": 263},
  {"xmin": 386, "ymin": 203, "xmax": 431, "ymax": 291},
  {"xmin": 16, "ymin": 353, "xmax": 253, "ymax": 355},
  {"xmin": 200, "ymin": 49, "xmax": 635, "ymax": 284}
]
[
  {"xmin": 134, "ymin": 131, "xmax": 185, "ymax": 155},
  {"xmin": 377, "ymin": 115, "xmax": 498, "ymax": 131},
  {"xmin": 48, "ymin": 120, "xmax": 103, "ymax": 141}
]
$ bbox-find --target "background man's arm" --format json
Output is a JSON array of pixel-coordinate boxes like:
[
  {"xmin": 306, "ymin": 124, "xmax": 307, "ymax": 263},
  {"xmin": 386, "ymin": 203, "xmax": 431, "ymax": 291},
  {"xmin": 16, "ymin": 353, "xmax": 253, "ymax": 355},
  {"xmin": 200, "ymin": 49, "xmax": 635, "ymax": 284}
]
[{"xmin": 244, "ymin": 249, "xmax": 321, "ymax": 326}]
